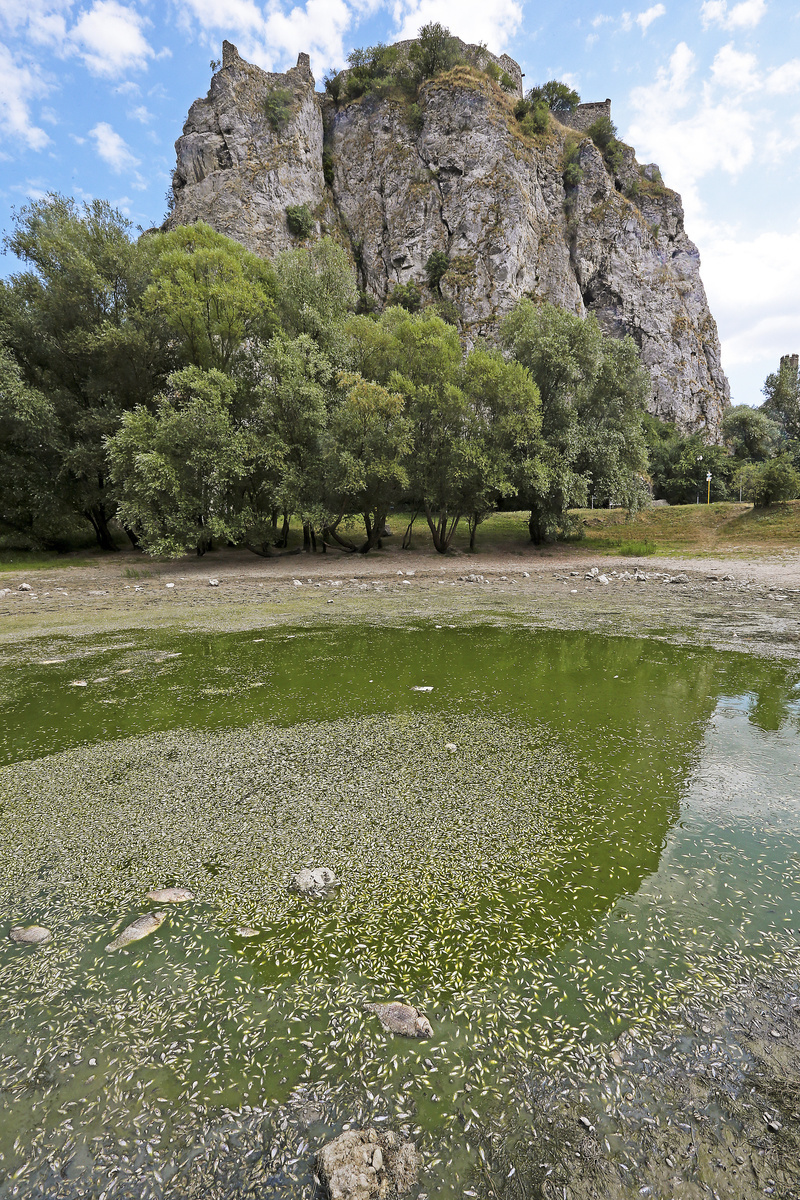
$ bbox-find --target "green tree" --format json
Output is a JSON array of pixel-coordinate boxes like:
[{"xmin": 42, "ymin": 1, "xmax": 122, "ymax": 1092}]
[
  {"xmin": 526, "ymin": 80, "xmax": 581, "ymax": 116},
  {"xmin": 253, "ymin": 332, "xmax": 334, "ymax": 551},
  {"xmin": 0, "ymin": 347, "xmax": 78, "ymax": 548},
  {"xmin": 502, "ymin": 300, "xmax": 649, "ymax": 541},
  {"xmin": 107, "ymin": 367, "xmax": 248, "ymax": 557},
  {"xmin": 424, "ymin": 249, "xmax": 450, "ymax": 291},
  {"xmin": 460, "ymin": 348, "xmax": 541, "ymax": 547},
  {"xmin": 409, "ymin": 22, "xmax": 463, "ymax": 82},
  {"xmin": 743, "ymin": 454, "xmax": 800, "ymax": 507},
  {"xmin": 386, "ymin": 280, "xmax": 423, "ymax": 312},
  {"xmin": 722, "ymin": 404, "xmax": 781, "ymax": 462},
  {"xmin": 643, "ymin": 418, "xmax": 732, "ymax": 505},
  {"xmin": 273, "ymin": 237, "xmax": 358, "ymax": 362},
  {"xmin": 324, "ymin": 372, "xmax": 412, "ymax": 552},
  {"xmin": 762, "ymin": 355, "xmax": 800, "ymax": 441},
  {"xmin": 0, "ymin": 194, "xmax": 173, "ymax": 549},
  {"xmin": 145, "ymin": 221, "xmax": 276, "ymax": 371}
]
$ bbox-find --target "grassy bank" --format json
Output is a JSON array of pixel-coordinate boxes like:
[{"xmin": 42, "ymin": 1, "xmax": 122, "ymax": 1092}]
[{"xmin": 1, "ymin": 501, "xmax": 798, "ymax": 575}]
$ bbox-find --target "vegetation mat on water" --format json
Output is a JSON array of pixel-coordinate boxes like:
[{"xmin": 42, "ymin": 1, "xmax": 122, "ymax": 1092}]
[{"xmin": 1, "ymin": 708, "xmax": 799, "ymax": 1198}]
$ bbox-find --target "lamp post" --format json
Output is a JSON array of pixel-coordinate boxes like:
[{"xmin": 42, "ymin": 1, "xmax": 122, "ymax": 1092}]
[{"xmin": 706, "ymin": 471, "xmax": 712, "ymax": 504}]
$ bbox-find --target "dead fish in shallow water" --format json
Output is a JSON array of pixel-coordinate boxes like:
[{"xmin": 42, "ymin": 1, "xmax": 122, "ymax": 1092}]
[
  {"xmin": 9, "ymin": 925, "xmax": 52, "ymax": 945},
  {"xmin": 365, "ymin": 1002, "xmax": 433, "ymax": 1038},
  {"xmin": 106, "ymin": 911, "xmax": 167, "ymax": 951},
  {"xmin": 146, "ymin": 887, "xmax": 194, "ymax": 902},
  {"xmin": 289, "ymin": 867, "xmax": 340, "ymax": 898},
  {"xmin": 234, "ymin": 926, "xmax": 260, "ymax": 938}
]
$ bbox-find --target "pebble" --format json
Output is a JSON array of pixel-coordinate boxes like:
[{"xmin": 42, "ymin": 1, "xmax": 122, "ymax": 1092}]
[
  {"xmin": 18, "ymin": 582, "xmax": 32, "ymax": 591},
  {"xmin": 165, "ymin": 582, "xmax": 175, "ymax": 588},
  {"xmin": 209, "ymin": 579, "xmax": 219, "ymax": 587}
]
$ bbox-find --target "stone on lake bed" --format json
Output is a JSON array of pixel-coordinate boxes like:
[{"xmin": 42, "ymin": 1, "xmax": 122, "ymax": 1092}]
[
  {"xmin": 145, "ymin": 887, "xmax": 194, "ymax": 902},
  {"xmin": 10, "ymin": 924, "xmax": 52, "ymax": 945},
  {"xmin": 365, "ymin": 1001, "xmax": 433, "ymax": 1038},
  {"xmin": 289, "ymin": 866, "xmax": 340, "ymax": 897},
  {"xmin": 316, "ymin": 1128, "xmax": 419, "ymax": 1200},
  {"xmin": 106, "ymin": 911, "xmax": 167, "ymax": 951}
]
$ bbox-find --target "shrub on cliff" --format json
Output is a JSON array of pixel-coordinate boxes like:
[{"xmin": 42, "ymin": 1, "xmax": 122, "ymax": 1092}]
[
  {"xmin": 526, "ymin": 80, "xmax": 580, "ymax": 116},
  {"xmin": 587, "ymin": 115, "xmax": 624, "ymax": 174},
  {"xmin": 263, "ymin": 87, "xmax": 293, "ymax": 130},
  {"xmin": 286, "ymin": 204, "xmax": 315, "ymax": 240}
]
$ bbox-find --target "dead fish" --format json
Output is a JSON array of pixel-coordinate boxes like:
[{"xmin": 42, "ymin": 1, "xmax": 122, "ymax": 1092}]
[
  {"xmin": 106, "ymin": 911, "xmax": 167, "ymax": 951},
  {"xmin": 234, "ymin": 926, "xmax": 260, "ymax": 938},
  {"xmin": 288, "ymin": 867, "xmax": 340, "ymax": 898},
  {"xmin": 146, "ymin": 887, "xmax": 194, "ymax": 902},
  {"xmin": 10, "ymin": 925, "xmax": 52, "ymax": 945},
  {"xmin": 365, "ymin": 1002, "xmax": 433, "ymax": 1038}
]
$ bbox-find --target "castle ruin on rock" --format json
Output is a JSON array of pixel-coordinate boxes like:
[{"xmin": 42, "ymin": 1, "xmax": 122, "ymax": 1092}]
[{"xmin": 166, "ymin": 39, "xmax": 731, "ymax": 436}]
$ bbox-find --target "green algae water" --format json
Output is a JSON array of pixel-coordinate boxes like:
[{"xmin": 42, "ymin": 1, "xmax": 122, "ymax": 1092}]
[{"xmin": 1, "ymin": 624, "xmax": 800, "ymax": 1198}]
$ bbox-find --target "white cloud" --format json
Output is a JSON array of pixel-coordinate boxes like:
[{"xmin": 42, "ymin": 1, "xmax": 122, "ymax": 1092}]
[
  {"xmin": 68, "ymin": 1, "xmax": 154, "ymax": 76},
  {"xmin": 0, "ymin": 40, "xmax": 51, "ymax": 150},
  {"xmin": 635, "ymin": 4, "xmax": 665, "ymax": 33},
  {"xmin": 128, "ymin": 103, "xmax": 152, "ymax": 121},
  {"xmin": 767, "ymin": 59, "xmax": 800, "ymax": 94},
  {"xmin": 591, "ymin": 13, "xmax": 613, "ymax": 27},
  {"xmin": 699, "ymin": 222, "xmax": 800, "ymax": 402},
  {"xmin": 174, "ymin": 0, "xmax": 355, "ymax": 76},
  {"xmin": 391, "ymin": 0, "xmax": 523, "ymax": 53},
  {"xmin": 627, "ymin": 41, "xmax": 759, "ymax": 220},
  {"xmin": 700, "ymin": 0, "xmax": 766, "ymax": 31},
  {"xmin": 89, "ymin": 120, "xmax": 140, "ymax": 171},
  {"xmin": 711, "ymin": 43, "xmax": 761, "ymax": 91}
]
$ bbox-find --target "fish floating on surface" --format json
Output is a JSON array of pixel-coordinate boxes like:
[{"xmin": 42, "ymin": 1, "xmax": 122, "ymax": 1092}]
[
  {"xmin": 365, "ymin": 1001, "xmax": 434, "ymax": 1038},
  {"xmin": 106, "ymin": 911, "xmax": 167, "ymax": 951},
  {"xmin": 9, "ymin": 925, "xmax": 52, "ymax": 945},
  {"xmin": 145, "ymin": 887, "xmax": 194, "ymax": 902}
]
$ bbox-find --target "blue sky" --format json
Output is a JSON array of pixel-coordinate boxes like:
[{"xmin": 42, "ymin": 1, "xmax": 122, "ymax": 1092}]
[{"xmin": 1, "ymin": 0, "xmax": 798, "ymax": 408}]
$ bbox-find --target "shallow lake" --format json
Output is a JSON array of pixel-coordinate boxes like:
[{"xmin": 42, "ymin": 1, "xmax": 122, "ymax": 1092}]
[{"xmin": 1, "ymin": 623, "xmax": 799, "ymax": 1198}]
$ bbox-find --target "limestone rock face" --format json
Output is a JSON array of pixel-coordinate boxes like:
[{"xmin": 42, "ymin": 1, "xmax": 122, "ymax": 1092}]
[
  {"xmin": 168, "ymin": 41, "xmax": 332, "ymax": 256},
  {"xmin": 167, "ymin": 43, "xmax": 730, "ymax": 436}
]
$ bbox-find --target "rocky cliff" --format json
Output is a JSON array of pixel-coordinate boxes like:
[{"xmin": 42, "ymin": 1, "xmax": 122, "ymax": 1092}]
[{"xmin": 167, "ymin": 40, "xmax": 730, "ymax": 435}]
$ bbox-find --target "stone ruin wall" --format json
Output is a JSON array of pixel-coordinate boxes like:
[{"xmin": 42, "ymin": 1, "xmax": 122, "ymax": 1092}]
[{"xmin": 560, "ymin": 99, "xmax": 612, "ymax": 132}]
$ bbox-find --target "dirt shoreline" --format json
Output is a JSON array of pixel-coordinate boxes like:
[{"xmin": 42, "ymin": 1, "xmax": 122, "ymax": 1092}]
[{"xmin": 2, "ymin": 543, "xmax": 799, "ymax": 662}]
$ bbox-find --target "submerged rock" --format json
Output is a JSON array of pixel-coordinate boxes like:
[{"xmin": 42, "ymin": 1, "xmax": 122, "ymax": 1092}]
[
  {"xmin": 289, "ymin": 866, "xmax": 340, "ymax": 897},
  {"xmin": 316, "ymin": 1128, "xmax": 419, "ymax": 1199},
  {"xmin": 365, "ymin": 1001, "xmax": 433, "ymax": 1038},
  {"xmin": 106, "ymin": 911, "xmax": 167, "ymax": 951},
  {"xmin": 145, "ymin": 887, "xmax": 194, "ymax": 902},
  {"xmin": 10, "ymin": 924, "xmax": 52, "ymax": 945}
]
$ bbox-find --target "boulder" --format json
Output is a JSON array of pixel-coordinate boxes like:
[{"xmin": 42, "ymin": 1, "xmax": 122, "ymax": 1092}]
[{"xmin": 316, "ymin": 1129, "xmax": 419, "ymax": 1199}]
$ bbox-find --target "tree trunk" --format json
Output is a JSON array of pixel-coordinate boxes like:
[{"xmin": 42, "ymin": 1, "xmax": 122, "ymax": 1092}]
[
  {"xmin": 85, "ymin": 505, "xmax": 118, "ymax": 552},
  {"xmin": 123, "ymin": 525, "xmax": 142, "ymax": 550},
  {"xmin": 358, "ymin": 509, "xmax": 386, "ymax": 553},
  {"xmin": 528, "ymin": 510, "xmax": 542, "ymax": 545},
  {"xmin": 402, "ymin": 511, "xmax": 418, "ymax": 550},
  {"xmin": 424, "ymin": 505, "xmax": 461, "ymax": 553},
  {"xmin": 277, "ymin": 511, "xmax": 289, "ymax": 548},
  {"xmin": 469, "ymin": 516, "xmax": 477, "ymax": 551},
  {"xmin": 302, "ymin": 522, "xmax": 311, "ymax": 552}
]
